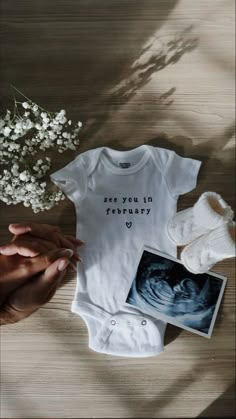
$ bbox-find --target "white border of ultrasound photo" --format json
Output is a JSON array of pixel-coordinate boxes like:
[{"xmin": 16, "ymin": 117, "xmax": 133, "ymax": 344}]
[{"xmin": 124, "ymin": 246, "xmax": 227, "ymax": 338}]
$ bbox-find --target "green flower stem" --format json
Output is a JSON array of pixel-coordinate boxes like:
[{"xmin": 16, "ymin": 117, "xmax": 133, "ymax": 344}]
[{"xmin": 11, "ymin": 85, "xmax": 56, "ymax": 116}]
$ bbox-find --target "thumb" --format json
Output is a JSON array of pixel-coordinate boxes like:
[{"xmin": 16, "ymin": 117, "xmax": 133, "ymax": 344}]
[
  {"xmin": 0, "ymin": 257, "xmax": 71, "ymax": 325},
  {"xmin": 40, "ymin": 257, "xmax": 71, "ymax": 303},
  {"xmin": 0, "ymin": 248, "xmax": 74, "ymax": 307},
  {"xmin": 38, "ymin": 256, "xmax": 71, "ymax": 302},
  {"xmin": 3, "ymin": 248, "xmax": 74, "ymax": 284}
]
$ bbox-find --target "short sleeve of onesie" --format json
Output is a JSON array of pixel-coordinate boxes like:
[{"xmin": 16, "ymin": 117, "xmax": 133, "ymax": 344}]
[
  {"xmin": 151, "ymin": 147, "xmax": 201, "ymax": 199},
  {"xmin": 50, "ymin": 154, "xmax": 87, "ymax": 203},
  {"xmin": 164, "ymin": 150, "xmax": 202, "ymax": 198},
  {"xmin": 50, "ymin": 145, "xmax": 202, "ymax": 358}
]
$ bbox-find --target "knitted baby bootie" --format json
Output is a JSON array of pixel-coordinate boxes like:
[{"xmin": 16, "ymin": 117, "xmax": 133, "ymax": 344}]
[
  {"xmin": 166, "ymin": 191, "xmax": 234, "ymax": 245},
  {"xmin": 181, "ymin": 221, "xmax": 236, "ymax": 274}
]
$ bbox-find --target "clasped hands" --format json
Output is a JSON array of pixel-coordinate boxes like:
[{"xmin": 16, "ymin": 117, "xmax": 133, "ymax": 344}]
[{"xmin": 0, "ymin": 223, "xmax": 84, "ymax": 325}]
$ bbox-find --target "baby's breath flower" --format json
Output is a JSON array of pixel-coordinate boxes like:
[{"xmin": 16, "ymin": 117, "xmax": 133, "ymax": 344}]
[
  {"xmin": 3, "ymin": 126, "xmax": 11, "ymax": 137},
  {"xmin": 22, "ymin": 102, "xmax": 30, "ymax": 109},
  {"xmin": 0, "ymin": 88, "xmax": 82, "ymax": 212},
  {"xmin": 19, "ymin": 171, "xmax": 29, "ymax": 181},
  {"xmin": 0, "ymin": 119, "xmax": 5, "ymax": 129}
]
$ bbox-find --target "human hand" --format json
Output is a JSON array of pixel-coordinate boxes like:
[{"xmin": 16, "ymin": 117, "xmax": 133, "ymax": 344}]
[
  {"xmin": 0, "ymin": 222, "xmax": 84, "ymax": 325},
  {"xmin": 0, "ymin": 222, "xmax": 84, "ymax": 271},
  {"xmin": 0, "ymin": 248, "xmax": 74, "ymax": 325}
]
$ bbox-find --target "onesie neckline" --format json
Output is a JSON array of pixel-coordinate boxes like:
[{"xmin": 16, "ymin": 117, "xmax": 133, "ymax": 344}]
[{"xmin": 100, "ymin": 145, "xmax": 151, "ymax": 175}]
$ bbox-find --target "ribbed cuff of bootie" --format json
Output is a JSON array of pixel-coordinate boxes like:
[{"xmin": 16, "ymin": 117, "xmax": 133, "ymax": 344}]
[
  {"xmin": 193, "ymin": 192, "xmax": 234, "ymax": 229},
  {"xmin": 209, "ymin": 222, "xmax": 236, "ymax": 257}
]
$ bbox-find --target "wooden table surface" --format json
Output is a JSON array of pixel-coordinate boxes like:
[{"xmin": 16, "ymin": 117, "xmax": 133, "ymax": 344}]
[{"xmin": 0, "ymin": 0, "xmax": 235, "ymax": 417}]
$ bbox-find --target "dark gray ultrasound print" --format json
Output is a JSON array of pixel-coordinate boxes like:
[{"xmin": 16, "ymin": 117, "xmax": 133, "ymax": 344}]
[{"xmin": 127, "ymin": 251, "xmax": 222, "ymax": 333}]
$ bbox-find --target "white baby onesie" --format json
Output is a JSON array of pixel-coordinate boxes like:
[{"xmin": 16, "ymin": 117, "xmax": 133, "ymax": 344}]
[{"xmin": 51, "ymin": 145, "xmax": 201, "ymax": 357}]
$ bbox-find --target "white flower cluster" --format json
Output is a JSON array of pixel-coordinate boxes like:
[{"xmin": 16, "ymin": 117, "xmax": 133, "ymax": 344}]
[{"xmin": 0, "ymin": 89, "xmax": 82, "ymax": 212}]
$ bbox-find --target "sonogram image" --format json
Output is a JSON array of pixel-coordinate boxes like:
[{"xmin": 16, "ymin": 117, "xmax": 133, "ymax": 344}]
[{"xmin": 126, "ymin": 250, "xmax": 223, "ymax": 334}]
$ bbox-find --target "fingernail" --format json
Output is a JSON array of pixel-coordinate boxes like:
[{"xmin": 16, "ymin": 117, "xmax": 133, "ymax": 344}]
[
  {"xmin": 58, "ymin": 259, "xmax": 70, "ymax": 272},
  {"xmin": 70, "ymin": 262, "xmax": 77, "ymax": 271},
  {"xmin": 59, "ymin": 249, "xmax": 74, "ymax": 258},
  {"xmin": 9, "ymin": 224, "xmax": 31, "ymax": 232},
  {"xmin": 74, "ymin": 253, "xmax": 83, "ymax": 262}
]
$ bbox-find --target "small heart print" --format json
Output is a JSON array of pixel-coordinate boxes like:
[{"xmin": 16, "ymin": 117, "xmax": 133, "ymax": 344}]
[{"xmin": 126, "ymin": 222, "xmax": 132, "ymax": 229}]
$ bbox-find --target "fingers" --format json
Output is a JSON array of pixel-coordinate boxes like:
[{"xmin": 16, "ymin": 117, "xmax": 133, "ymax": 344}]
[
  {"xmin": 9, "ymin": 223, "xmax": 85, "ymax": 246},
  {"xmin": 64, "ymin": 235, "xmax": 85, "ymax": 246},
  {"xmin": 0, "ymin": 234, "xmax": 78, "ymax": 273},
  {"xmin": 0, "ymin": 248, "xmax": 75, "ymax": 309},
  {"xmin": 11, "ymin": 234, "xmax": 58, "ymax": 250},
  {"xmin": 0, "ymin": 240, "xmax": 40, "ymax": 257},
  {"xmin": 8, "ymin": 223, "xmax": 63, "ymax": 250},
  {"xmin": 2, "ymin": 248, "xmax": 74, "ymax": 284},
  {"xmin": 52, "ymin": 232, "xmax": 81, "ymax": 262},
  {"xmin": 9, "ymin": 223, "xmax": 61, "ymax": 238},
  {"xmin": 26, "ymin": 248, "xmax": 74, "ymax": 278},
  {"xmin": 8, "ymin": 223, "xmax": 84, "ymax": 261},
  {"xmin": 64, "ymin": 235, "xmax": 85, "ymax": 264},
  {"xmin": 0, "ymin": 236, "xmax": 57, "ymax": 257},
  {"xmin": 0, "ymin": 257, "xmax": 71, "ymax": 325},
  {"xmin": 10, "ymin": 256, "xmax": 70, "ymax": 310},
  {"xmin": 8, "ymin": 223, "xmax": 32, "ymax": 234}
]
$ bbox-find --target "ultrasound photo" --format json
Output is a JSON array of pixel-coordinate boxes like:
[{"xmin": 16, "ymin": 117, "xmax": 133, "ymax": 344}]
[{"xmin": 126, "ymin": 247, "xmax": 227, "ymax": 337}]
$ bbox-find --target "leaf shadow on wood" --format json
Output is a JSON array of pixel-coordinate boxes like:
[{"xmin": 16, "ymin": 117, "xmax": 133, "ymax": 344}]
[
  {"xmin": 198, "ymin": 382, "xmax": 235, "ymax": 418},
  {"xmin": 81, "ymin": 25, "xmax": 198, "ymax": 147}
]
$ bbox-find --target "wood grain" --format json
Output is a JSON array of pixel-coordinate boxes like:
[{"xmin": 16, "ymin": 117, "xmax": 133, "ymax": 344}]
[{"xmin": 0, "ymin": 0, "xmax": 235, "ymax": 417}]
